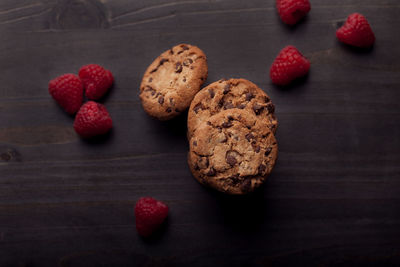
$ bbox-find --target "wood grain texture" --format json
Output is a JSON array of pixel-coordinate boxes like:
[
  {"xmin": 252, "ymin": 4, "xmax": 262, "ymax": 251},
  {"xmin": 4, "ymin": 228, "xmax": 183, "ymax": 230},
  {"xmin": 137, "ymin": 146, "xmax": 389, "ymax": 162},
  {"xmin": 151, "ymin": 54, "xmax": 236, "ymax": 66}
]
[{"xmin": 0, "ymin": 0, "xmax": 400, "ymax": 266}]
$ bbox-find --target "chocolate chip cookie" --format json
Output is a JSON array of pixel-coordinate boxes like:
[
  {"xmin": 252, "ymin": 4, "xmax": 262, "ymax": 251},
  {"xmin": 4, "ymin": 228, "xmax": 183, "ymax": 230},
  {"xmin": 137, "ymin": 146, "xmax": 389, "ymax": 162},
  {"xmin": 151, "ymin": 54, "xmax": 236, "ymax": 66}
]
[
  {"xmin": 140, "ymin": 44, "xmax": 208, "ymax": 120},
  {"xmin": 187, "ymin": 78, "xmax": 277, "ymax": 138},
  {"xmin": 188, "ymin": 109, "xmax": 278, "ymax": 194}
]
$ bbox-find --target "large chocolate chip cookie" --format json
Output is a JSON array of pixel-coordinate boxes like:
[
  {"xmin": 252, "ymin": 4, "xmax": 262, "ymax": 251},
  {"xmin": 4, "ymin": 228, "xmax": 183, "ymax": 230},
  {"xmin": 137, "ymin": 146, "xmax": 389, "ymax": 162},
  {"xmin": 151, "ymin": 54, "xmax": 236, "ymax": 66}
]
[{"xmin": 188, "ymin": 109, "xmax": 278, "ymax": 195}]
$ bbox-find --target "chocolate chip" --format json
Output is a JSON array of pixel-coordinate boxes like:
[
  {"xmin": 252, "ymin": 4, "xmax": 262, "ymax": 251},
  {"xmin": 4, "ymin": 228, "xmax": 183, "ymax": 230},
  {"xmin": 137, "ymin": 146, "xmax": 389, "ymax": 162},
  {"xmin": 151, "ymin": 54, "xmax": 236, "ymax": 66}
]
[
  {"xmin": 208, "ymin": 89, "xmax": 215, "ymax": 98},
  {"xmin": 205, "ymin": 158, "xmax": 209, "ymax": 168},
  {"xmin": 258, "ymin": 164, "xmax": 266, "ymax": 174},
  {"xmin": 241, "ymin": 179, "xmax": 252, "ymax": 192},
  {"xmin": 264, "ymin": 148, "xmax": 272, "ymax": 156},
  {"xmin": 166, "ymin": 107, "xmax": 172, "ymax": 113},
  {"xmin": 158, "ymin": 96, "xmax": 164, "ymax": 104},
  {"xmin": 193, "ymin": 141, "xmax": 197, "ymax": 146},
  {"xmin": 227, "ymin": 116, "xmax": 234, "ymax": 121},
  {"xmin": 264, "ymin": 96, "xmax": 270, "ymax": 103},
  {"xmin": 181, "ymin": 44, "xmax": 189, "ymax": 50},
  {"xmin": 237, "ymin": 104, "xmax": 246, "ymax": 109},
  {"xmin": 218, "ymin": 99, "xmax": 224, "ymax": 108},
  {"xmin": 183, "ymin": 77, "xmax": 187, "ymax": 82},
  {"xmin": 226, "ymin": 154, "xmax": 237, "ymax": 166},
  {"xmin": 194, "ymin": 164, "xmax": 200, "ymax": 170},
  {"xmin": 190, "ymin": 66, "xmax": 194, "ymax": 70},
  {"xmin": 150, "ymin": 58, "xmax": 169, "ymax": 73},
  {"xmin": 223, "ymin": 84, "xmax": 231, "ymax": 94},
  {"xmin": 267, "ymin": 103, "xmax": 275, "ymax": 113},
  {"xmin": 222, "ymin": 121, "xmax": 232, "ymax": 128},
  {"xmin": 253, "ymin": 103, "xmax": 264, "ymax": 115},
  {"xmin": 193, "ymin": 103, "xmax": 203, "ymax": 113},
  {"xmin": 223, "ymin": 101, "xmax": 234, "ymax": 110},
  {"xmin": 169, "ymin": 49, "xmax": 174, "ymax": 54},
  {"xmin": 200, "ymin": 77, "xmax": 206, "ymax": 81},
  {"xmin": 245, "ymin": 133, "xmax": 254, "ymax": 141},
  {"xmin": 207, "ymin": 167, "xmax": 216, "ymax": 176},
  {"xmin": 183, "ymin": 58, "xmax": 193, "ymax": 66},
  {"xmin": 198, "ymin": 157, "xmax": 209, "ymax": 169},
  {"xmin": 245, "ymin": 92, "xmax": 254, "ymax": 101},
  {"xmin": 169, "ymin": 98, "xmax": 174, "ymax": 105},
  {"xmin": 175, "ymin": 62, "xmax": 183, "ymax": 73},
  {"xmin": 144, "ymin": 86, "xmax": 156, "ymax": 96},
  {"xmin": 231, "ymin": 173, "xmax": 239, "ymax": 180},
  {"xmin": 175, "ymin": 108, "xmax": 179, "ymax": 112},
  {"xmin": 230, "ymin": 174, "xmax": 240, "ymax": 184},
  {"xmin": 148, "ymin": 77, "xmax": 153, "ymax": 82},
  {"xmin": 254, "ymin": 145, "xmax": 260, "ymax": 153},
  {"xmin": 220, "ymin": 136, "xmax": 227, "ymax": 143}
]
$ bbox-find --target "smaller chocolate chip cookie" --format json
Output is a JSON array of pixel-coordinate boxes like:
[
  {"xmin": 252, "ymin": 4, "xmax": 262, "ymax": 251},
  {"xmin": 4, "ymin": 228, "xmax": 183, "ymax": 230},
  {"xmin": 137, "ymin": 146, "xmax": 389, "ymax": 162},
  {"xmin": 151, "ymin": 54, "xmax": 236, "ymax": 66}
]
[
  {"xmin": 140, "ymin": 44, "xmax": 208, "ymax": 120},
  {"xmin": 188, "ymin": 109, "xmax": 278, "ymax": 194},
  {"xmin": 187, "ymin": 78, "xmax": 277, "ymax": 138}
]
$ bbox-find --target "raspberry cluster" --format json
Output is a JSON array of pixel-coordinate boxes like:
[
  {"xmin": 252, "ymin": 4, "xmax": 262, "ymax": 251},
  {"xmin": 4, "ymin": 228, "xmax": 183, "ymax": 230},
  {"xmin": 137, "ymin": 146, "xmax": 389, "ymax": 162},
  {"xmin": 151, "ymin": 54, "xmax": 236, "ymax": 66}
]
[{"xmin": 48, "ymin": 64, "xmax": 114, "ymax": 138}]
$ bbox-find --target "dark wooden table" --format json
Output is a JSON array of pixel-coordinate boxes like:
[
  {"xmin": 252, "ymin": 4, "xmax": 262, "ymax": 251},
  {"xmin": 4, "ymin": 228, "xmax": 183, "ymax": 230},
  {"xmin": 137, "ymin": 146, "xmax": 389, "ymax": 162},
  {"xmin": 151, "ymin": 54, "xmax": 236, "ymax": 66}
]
[{"xmin": 1, "ymin": 0, "xmax": 399, "ymax": 266}]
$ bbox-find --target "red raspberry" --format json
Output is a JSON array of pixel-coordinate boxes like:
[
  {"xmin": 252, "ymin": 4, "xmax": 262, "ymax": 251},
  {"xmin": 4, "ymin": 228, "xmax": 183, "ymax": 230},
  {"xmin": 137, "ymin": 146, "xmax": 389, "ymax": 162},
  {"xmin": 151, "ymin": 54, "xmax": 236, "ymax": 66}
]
[
  {"xmin": 48, "ymin": 74, "xmax": 83, "ymax": 114},
  {"xmin": 78, "ymin": 64, "xmax": 114, "ymax": 100},
  {"xmin": 276, "ymin": 0, "xmax": 311, "ymax": 25},
  {"xmin": 134, "ymin": 197, "xmax": 169, "ymax": 237},
  {"xmin": 336, "ymin": 13, "xmax": 375, "ymax": 48},
  {"xmin": 270, "ymin": 45, "xmax": 310, "ymax": 86},
  {"xmin": 73, "ymin": 101, "xmax": 112, "ymax": 138}
]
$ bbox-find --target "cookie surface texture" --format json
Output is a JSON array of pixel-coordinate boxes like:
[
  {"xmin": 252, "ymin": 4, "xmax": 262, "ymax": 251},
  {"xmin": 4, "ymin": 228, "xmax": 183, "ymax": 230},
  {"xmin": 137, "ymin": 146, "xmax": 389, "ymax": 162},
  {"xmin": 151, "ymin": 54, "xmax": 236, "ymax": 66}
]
[
  {"xmin": 140, "ymin": 44, "xmax": 208, "ymax": 120},
  {"xmin": 188, "ymin": 109, "xmax": 278, "ymax": 194},
  {"xmin": 187, "ymin": 78, "xmax": 277, "ymax": 137}
]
